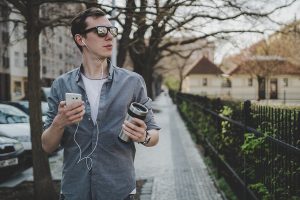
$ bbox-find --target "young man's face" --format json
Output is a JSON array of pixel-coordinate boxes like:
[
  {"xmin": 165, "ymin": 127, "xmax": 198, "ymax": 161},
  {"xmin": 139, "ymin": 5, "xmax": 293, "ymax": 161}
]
[{"xmin": 82, "ymin": 16, "xmax": 114, "ymax": 59}]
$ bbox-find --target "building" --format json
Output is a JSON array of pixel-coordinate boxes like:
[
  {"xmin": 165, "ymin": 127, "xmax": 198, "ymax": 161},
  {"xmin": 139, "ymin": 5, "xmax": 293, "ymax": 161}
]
[
  {"xmin": 182, "ymin": 55, "xmax": 300, "ymax": 101},
  {"xmin": 219, "ymin": 19, "xmax": 300, "ymax": 101},
  {"xmin": 182, "ymin": 56, "xmax": 223, "ymax": 97},
  {"xmin": 0, "ymin": 2, "xmax": 82, "ymax": 101},
  {"xmin": 227, "ymin": 56, "xmax": 300, "ymax": 100},
  {"xmin": 0, "ymin": 2, "xmax": 28, "ymax": 101}
]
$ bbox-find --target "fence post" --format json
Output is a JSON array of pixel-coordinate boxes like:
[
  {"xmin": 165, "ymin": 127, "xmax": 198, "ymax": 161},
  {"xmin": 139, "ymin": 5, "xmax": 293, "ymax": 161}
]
[
  {"xmin": 283, "ymin": 90, "xmax": 286, "ymax": 105},
  {"xmin": 243, "ymin": 100, "xmax": 251, "ymax": 200},
  {"xmin": 216, "ymin": 99, "xmax": 222, "ymax": 179},
  {"xmin": 244, "ymin": 100, "xmax": 251, "ymax": 128}
]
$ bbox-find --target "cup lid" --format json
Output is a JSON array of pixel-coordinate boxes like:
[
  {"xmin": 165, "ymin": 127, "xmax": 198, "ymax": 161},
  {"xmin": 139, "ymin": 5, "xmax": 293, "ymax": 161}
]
[{"xmin": 129, "ymin": 102, "xmax": 148, "ymax": 116}]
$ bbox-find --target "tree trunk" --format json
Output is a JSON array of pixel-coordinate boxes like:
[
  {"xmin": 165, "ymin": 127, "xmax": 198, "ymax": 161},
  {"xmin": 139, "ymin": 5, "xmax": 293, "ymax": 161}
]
[
  {"xmin": 27, "ymin": 4, "xmax": 58, "ymax": 200},
  {"xmin": 132, "ymin": 57, "xmax": 154, "ymax": 98},
  {"xmin": 116, "ymin": 0, "xmax": 135, "ymax": 67},
  {"xmin": 178, "ymin": 68, "xmax": 184, "ymax": 92},
  {"xmin": 179, "ymin": 77, "xmax": 183, "ymax": 92}
]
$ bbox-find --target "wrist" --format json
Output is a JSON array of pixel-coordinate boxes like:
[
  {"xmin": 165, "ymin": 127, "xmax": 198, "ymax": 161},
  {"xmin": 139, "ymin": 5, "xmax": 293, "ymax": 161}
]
[
  {"xmin": 52, "ymin": 116, "xmax": 65, "ymax": 130},
  {"xmin": 138, "ymin": 130, "xmax": 151, "ymax": 145}
]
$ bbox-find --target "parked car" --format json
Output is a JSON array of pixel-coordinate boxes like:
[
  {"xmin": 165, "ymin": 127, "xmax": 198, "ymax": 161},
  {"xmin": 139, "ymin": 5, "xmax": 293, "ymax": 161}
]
[
  {"xmin": 42, "ymin": 87, "xmax": 51, "ymax": 101},
  {"xmin": 0, "ymin": 104, "xmax": 31, "ymax": 152},
  {"xmin": 0, "ymin": 136, "xmax": 26, "ymax": 180},
  {"xmin": 1, "ymin": 100, "xmax": 49, "ymax": 122}
]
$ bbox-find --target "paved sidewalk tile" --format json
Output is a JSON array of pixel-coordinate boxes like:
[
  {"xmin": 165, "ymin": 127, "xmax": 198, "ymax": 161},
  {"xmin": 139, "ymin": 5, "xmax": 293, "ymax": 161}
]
[{"xmin": 135, "ymin": 92, "xmax": 222, "ymax": 200}]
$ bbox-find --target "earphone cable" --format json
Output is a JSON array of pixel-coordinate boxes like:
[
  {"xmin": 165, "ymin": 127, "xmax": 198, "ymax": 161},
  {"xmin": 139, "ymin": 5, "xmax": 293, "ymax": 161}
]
[{"xmin": 73, "ymin": 121, "xmax": 100, "ymax": 170}]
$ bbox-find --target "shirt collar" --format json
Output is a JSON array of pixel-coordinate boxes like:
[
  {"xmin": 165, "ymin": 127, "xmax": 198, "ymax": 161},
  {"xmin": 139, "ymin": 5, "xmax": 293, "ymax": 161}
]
[{"xmin": 75, "ymin": 59, "xmax": 115, "ymax": 82}]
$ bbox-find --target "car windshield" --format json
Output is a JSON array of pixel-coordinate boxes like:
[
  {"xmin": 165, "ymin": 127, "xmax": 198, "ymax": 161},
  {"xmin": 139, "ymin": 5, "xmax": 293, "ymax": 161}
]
[
  {"xmin": 42, "ymin": 87, "xmax": 51, "ymax": 100},
  {"xmin": 0, "ymin": 104, "xmax": 29, "ymax": 124},
  {"xmin": 13, "ymin": 101, "xmax": 48, "ymax": 116},
  {"xmin": 41, "ymin": 102, "xmax": 49, "ymax": 115},
  {"xmin": 18, "ymin": 101, "xmax": 29, "ymax": 108}
]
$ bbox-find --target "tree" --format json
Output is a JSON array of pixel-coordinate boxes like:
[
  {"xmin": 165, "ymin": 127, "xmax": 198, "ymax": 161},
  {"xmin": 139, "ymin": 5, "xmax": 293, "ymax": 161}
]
[
  {"xmin": 240, "ymin": 31, "xmax": 300, "ymax": 100},
  {"xmin": 110, "ymin": 0, "xmax": 298, "ymax": 98},
  {"xmin": 1, "ymin": 1, "xmax": 298, "ymax": 199},
  {"xmin": 2, "ymin": 1, "xmax": 89, "ymax": 199},
  {"xmin": 265, "ymin": 20, "xmax": 300, "ymax": 65},
  {"xmin": 157, "ymin": 41, "xmax": 211, "ymax": 92}
]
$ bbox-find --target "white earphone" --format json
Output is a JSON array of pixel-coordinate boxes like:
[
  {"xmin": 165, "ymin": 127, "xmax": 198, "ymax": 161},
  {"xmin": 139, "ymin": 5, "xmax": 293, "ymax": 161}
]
[
  {"xmin": 80, "ymin": 39, "xmax": 105, "ymax": 80},
  {"xmin": 82, "ymin": 40, "xmax": 87, "ymax": 47}
]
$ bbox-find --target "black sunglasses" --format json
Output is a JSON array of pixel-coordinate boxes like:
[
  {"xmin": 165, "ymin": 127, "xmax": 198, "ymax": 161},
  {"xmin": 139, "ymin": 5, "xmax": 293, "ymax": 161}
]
[{"xmin": 82, "ymin": 26, "xmax": 118, "ymax": 37}]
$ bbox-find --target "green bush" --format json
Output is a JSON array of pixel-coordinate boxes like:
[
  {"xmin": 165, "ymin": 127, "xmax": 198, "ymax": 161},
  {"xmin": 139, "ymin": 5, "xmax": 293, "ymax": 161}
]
[{"xmin": 171, "ymin": 90, "xmax": 300, "ymax": 200}]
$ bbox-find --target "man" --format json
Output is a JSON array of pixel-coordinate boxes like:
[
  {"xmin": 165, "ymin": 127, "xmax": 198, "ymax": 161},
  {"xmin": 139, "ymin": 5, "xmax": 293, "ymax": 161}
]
[{"xmin": 41, "ymin": 7, "xmax": 160, "ymax": 200}]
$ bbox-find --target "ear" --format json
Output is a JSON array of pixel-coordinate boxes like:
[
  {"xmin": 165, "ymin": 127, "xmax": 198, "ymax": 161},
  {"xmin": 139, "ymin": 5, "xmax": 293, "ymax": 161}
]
[{"xmin": 74, "ymin": 34, "xmax": 85, "ymax": 47}]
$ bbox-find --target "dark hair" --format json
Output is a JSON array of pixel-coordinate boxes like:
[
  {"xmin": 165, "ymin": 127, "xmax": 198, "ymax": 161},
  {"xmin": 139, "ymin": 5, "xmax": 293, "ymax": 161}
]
[{"xmin": 71, "ymin": 7, "xmax": 106, "ymax": 51}]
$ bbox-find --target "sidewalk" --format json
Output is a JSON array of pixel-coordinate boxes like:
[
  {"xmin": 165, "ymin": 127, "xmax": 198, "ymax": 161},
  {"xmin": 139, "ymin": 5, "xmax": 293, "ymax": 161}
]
[
  {"xmin": 0, "ymin": 92, "xmax": 223, "ymax": 200},
  {"xmin": 135, "ymin": 92, "xmax": 222, "ymax": 200}
]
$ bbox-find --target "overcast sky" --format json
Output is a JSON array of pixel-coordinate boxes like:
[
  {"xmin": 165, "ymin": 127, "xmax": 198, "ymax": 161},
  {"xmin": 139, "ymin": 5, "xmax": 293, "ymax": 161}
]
[
  {"xmin": 214, "ymin": 0, "xmax": 300, "ymax": 63},
  {"xmin": 100, "ymin": 0, "xmax": 300, "ymax": 64}
]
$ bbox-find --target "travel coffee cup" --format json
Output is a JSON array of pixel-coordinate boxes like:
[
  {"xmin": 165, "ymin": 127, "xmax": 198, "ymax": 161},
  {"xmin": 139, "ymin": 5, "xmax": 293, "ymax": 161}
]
[{"xmin": 118, "ymin": 102, "xmax": 148, "ymax": 143}]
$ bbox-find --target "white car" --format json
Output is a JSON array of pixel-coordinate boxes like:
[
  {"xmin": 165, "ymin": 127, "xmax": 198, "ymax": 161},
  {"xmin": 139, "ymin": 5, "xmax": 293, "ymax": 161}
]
[
  {"xmin": 0, "ymin": 104, "xmax": 31, "ymax": 152},
  {"xmin": 2, "ymin": 100, "xmax": 49, "ymax": 123},
  {"xmin": 0, "ymin": 136, "xmax": 25, "ymax": 179}
]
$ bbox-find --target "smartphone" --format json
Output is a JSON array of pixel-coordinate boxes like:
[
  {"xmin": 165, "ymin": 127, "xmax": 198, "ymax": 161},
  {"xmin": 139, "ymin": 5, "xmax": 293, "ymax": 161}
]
[{"xmin": 65, "ymin": 93, "xmax": 82, "ymax": 106}]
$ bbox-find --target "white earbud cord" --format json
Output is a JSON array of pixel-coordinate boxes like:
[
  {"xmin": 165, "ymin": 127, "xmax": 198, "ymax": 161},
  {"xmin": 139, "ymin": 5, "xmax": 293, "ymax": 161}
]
[
  {"xmin": 73, "ymin": 121, "xmax": 100, "ymax": 171},
  {"xmin": 82, "ymin": 41, "xmax": 105, "ymax": 79}
]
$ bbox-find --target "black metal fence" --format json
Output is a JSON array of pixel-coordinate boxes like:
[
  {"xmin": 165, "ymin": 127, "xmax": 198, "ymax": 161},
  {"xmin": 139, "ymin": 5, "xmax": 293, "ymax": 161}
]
[{"xmin": 169, "ymin": 90, "xmax": 300, "ymax": 200}]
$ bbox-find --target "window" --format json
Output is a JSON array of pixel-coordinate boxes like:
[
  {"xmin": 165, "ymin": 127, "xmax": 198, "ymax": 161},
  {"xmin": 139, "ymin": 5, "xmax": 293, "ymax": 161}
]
[
  {"xmin": 283, "ymin": 78, "xmax": 288, "ymax": 87},
  {"xmin": 248, "ymin": 78, "xmax": 253, "ymax": 87},
  {"xmin": 13, "ymin": 81, "xmax": 22, "ymax": 97},
  {"xmin": 23, "ymin": 24, "xmax": 27, "ymax": 36},
  {"xmin": 222, "ymin": 78, "xmax": 231, "ymax": 87},
  {"xmin": 2, "ymin": 31, "xmax": 9, "ymax": 43},
  {"xmin": 24, "ymin": 53, "xmax": 27, "ymax": 67},
  {"xmin": 59, "ymin": 53, "xmax": 63, "ymax": 59},
  {"xmin": 2, "ymin": 56, "xmax": 9, "ymax": 68},
  {"xmin": 42, "ymin": 66, "xmax": 47, "ymax": 74},
  {"xmin": 14, "ymin": 52, "xmax": 20, "ymax": 67},
  {"xmin": 1, "ymin": 6, "xmax": 9, "ymax": 18},
  {"xmin": 202, "ymin": 78, "xmax": 207, "ymax": 86},
  {"xmin": 14, "ymin": 24, "xmax": 20, "ymax": 38}
]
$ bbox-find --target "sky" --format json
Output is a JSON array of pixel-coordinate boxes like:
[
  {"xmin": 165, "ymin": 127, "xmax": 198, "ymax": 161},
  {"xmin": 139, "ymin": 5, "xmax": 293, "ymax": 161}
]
[
  {"xmin": 99, "ymin": 0, "xmax": 300, "ymax": 64},
  {"xmin": 214, "ymin": 0, "xmax": 300, "ymax": 64}
]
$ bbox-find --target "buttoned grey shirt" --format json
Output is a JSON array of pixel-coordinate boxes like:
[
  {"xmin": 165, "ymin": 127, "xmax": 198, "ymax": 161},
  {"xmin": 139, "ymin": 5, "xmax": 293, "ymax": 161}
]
[{"xmin": 44, "ymin": 63, "xmax": 160, "ymax": 200}]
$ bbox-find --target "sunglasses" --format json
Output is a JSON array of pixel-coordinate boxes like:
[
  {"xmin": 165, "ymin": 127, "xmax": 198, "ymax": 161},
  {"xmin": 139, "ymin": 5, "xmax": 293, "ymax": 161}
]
[{"xmin": 82, "ymin": 26, "xmax": 118, "ymax": 38}]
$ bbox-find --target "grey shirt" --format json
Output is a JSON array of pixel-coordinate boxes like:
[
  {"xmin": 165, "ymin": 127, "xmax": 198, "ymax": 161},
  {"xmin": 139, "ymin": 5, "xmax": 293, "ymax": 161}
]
[{"xmin": 44, "ymin": 63, "xmax": 160, "ymax": 200}]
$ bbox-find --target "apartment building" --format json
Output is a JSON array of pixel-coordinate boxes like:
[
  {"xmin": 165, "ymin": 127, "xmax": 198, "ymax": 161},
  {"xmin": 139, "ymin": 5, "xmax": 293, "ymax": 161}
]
[{"xmin": 0, "ymin": 2, "xmax": 82, "ymax": 101}]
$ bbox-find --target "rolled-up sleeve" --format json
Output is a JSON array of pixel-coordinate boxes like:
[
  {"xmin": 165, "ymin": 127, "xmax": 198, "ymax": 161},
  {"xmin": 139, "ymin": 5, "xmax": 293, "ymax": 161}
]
[
  {"xmin": 43, "ymin": 79, "xmax": 60, "ymax": 131},
  {"xmin": 134, "ymin": 74, "xmax": 161, "ymax": 131}
]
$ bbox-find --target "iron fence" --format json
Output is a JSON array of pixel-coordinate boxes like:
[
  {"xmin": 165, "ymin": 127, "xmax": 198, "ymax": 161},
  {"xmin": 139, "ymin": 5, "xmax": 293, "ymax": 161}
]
[{"xmin": 169, "ymin": 90, "xmax": 300, "ymax": 200}]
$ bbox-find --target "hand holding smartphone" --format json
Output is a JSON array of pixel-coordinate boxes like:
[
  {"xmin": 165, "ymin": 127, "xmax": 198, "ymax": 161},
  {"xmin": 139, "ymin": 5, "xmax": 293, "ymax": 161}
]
[
  {"xmin": 64, "ymin": 93, "xmax": 84, "ymax": 124},
  {"xmin": 65, "ymin": 93, "xmax": 82, "ymax": 106}
]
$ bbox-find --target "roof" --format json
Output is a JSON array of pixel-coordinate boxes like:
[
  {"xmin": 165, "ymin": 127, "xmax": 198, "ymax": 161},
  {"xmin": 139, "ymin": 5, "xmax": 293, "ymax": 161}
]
[
  {"xmin": 229, "ymin": 57, "xmax": 300, "ymax": 76},
  {"xmin": 186, "ymin": 56, "xmax": 223, "ymax": 76}
]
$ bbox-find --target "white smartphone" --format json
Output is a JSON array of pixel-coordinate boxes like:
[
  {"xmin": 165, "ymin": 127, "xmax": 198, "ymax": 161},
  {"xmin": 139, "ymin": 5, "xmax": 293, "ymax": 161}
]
[{"xmin": 65, "ymin": 93, "xmax": 82, "ymax": 106}]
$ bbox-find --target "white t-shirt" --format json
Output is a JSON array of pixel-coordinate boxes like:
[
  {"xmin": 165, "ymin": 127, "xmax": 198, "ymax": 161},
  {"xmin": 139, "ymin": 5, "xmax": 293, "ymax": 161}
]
[{"xmin": 81, "ymin": 73, "xmax": 107, "ymax": 124}]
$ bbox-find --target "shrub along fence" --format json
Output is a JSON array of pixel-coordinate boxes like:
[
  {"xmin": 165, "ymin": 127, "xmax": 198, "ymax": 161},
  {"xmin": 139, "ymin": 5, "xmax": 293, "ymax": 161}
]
[{"xmin": 169, "ymin": 90, "xmax": 300, "ymax": 200}]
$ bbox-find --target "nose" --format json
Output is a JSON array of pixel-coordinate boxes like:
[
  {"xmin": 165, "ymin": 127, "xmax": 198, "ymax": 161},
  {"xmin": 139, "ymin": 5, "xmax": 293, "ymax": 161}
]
[{"xmin": 105, "ymin": 31, "xmax": 114, "ymax": 40}]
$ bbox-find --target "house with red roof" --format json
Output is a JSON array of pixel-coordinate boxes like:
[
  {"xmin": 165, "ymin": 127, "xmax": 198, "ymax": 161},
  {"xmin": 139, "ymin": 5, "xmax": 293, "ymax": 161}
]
[{"xmin": 182, "ymin": 56, "xmax": 224, "ymax": 97}]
